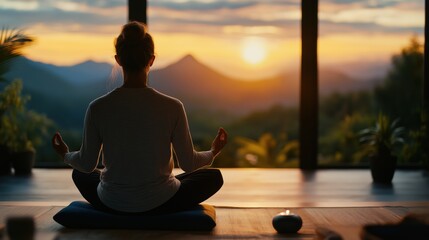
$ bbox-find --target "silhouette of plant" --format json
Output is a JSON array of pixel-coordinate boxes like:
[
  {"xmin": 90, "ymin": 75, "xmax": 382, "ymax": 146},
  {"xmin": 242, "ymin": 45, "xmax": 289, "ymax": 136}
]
[
  {"xmin": 359, "ymin": 113, "xmax": 405, "ymax": 159},
  {"xmin": 358, "ymin": 113, "xmax": 406, "ymax": 183},
  {"xmin": 0, "ymin": 80, "xmax": 28, "ymax": 147},
  {"xmin": 235, "ymin": 132, "xmax": 298, "ymax": 167},
  {"xmin": 0, "ymin": 28, "xmax": 34, "ymax": 82},
  {"xmin": 0, "ymin": 80, "xmax": 54, "ymax": 152},
  {"xmin": 0, "ymin": 28, "xmax": 53, "ymax": 169}
]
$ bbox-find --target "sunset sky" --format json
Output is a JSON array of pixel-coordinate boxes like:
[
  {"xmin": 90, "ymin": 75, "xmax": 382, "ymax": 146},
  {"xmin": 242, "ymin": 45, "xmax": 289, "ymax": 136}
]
[{"xmin": 0, "ymin": 0, "xmax": 425, "ymax": 80}]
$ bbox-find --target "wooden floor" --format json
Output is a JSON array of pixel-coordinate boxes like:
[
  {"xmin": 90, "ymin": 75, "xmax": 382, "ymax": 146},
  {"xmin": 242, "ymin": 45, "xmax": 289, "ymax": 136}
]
[
  {"xmin": 1, "ymin": 205, "xmax": 428, "ymax": 239},
  {"xmin": 1, "ymin": 168, "xmax": 429, "ymax": 207},
  {"xmin": 1, "ymin": 168, "xmax": 429, "ymax": 239}
]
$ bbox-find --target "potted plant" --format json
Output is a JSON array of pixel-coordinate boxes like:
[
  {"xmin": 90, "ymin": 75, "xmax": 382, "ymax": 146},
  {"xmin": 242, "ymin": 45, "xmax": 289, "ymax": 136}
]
[
  {"xmin": 8, "ymin": 111, "xmax": 54, "ymax": 176},
  {"xmin": 10, "ymin": 108, "xmax": 54, "ymax": 176},
  {"xmin": 359, "ymin": 113, "xmax": 405, "ymax": 184},
  {"xmin": 1, "ymin": 80, "xmax": 54, "ymax": 176},
  {"xmin": 0, "ymin": 144, "xmax": 12, "ymax": 175},
  {"xmin": 0, "ymin": 80, "xmax": 28, "ymax": 175},
  {"xmin": 0, "ymin": 28, "xmax": 34, "ymax": 175},
  {"xmin": 10, "ymin": 144, "xmax": 36, "ymax": 176}
]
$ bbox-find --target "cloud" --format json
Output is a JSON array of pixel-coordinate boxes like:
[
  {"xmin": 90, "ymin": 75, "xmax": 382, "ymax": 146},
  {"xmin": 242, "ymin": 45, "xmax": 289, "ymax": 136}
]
[
  {"xmin": 320, "ymin": 7, "xmax": 424, "ymax": 28},
  {"xmin": 48, "ymin": 0, "xmax": 125, "ymax": 8},
  {"xmin": 148, "ymin": 4, "xmax": 301, "ymax": 37},
  {"xmin": 150, "ymin": 0, "xmax": 300, "ymax": 11},
  {"xmin": 320, "ymin": 20, "xmax": 423, "ymax": 37},
  {"xmin": 0, "ymin": 0, "xmax": 39, "ymax": 11},
  {"xmin": 0, "ymin": 8, "xmax": 124, "ymax": 31},
  {"xmin": 150, "ymin": 0, "xmax": 257, "ymax": 11},
  {"xmin": 322, "ymin": 0, "xmax": 423, "ymax": 12},
  {"xmin": 327, "ymin": 0, "xmax": 402, "ymax": 8},
  {"xmin": 0, "ymin": 0, "xmax": 424, "ymax": 38}
]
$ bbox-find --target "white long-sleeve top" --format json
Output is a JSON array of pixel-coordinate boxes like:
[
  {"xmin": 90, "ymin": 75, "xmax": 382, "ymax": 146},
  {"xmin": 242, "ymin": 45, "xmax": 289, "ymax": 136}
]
[{"xmin": 64, "ymin": 87, "xmax": 214, "ymax": 212}]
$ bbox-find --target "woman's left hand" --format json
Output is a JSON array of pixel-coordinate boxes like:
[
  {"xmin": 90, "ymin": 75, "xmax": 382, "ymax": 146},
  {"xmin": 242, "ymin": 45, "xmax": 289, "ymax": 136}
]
[
  {"xmin": 211, "ymin": 127, "xmax": 228, "ymax": 157},
  {"xmin": 51, "ymin": 132, "xmax": 69, "ymax": 159}
]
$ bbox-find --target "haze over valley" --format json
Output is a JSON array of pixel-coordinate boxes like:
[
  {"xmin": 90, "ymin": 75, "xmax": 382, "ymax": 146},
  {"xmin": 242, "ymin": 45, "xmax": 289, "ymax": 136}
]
[{"xmin": 5, "ymin": 55, "xmax": 382, "ymax": 129}]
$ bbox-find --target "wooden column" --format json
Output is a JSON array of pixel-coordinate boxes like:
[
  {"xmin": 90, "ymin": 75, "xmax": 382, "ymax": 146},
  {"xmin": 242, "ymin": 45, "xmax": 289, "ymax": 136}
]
[
  {"xmin": 128, "ymin": 0, "xmax": 147, "ymax": 24},
  {"xmin": 424, "ymin": 0, "xmax": 429, "ymax": 119},
  {"xmin": 422, "ymin": 0, "xmax": 429, "ymax": 170},
  {"xmin": 299, "ymin": 0, "xmax": 319, "ymax": 169}
]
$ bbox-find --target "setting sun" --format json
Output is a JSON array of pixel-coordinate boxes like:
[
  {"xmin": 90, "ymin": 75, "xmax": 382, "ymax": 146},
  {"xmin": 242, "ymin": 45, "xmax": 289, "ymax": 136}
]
[{"xmin": 242, "ymin": 37, "xmax": 267, "ymax": 65}]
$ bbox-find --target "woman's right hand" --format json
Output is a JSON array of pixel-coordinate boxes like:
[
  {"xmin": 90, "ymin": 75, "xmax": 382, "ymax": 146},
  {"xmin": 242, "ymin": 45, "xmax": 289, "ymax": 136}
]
[{"xmin": 211, "ymin": 127, "xmax": 228, "ymax": 157}]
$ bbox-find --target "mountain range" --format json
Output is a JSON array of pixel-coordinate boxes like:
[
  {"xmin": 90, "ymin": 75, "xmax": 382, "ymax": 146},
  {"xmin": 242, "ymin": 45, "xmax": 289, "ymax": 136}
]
[{"xmin": 3, "ymin": 55, "xmax": 381, "ymax": 129}]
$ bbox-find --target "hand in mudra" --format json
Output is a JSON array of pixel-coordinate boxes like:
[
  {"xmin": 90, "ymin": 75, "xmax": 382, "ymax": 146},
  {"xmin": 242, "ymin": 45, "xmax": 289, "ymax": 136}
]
[
  {"xmin": 52, "ymin": 132, "xmax": 69, "ymax": 159},
  {"xmin": 211, "ymin": 128, "xmax": 228, "ymax": 157}
]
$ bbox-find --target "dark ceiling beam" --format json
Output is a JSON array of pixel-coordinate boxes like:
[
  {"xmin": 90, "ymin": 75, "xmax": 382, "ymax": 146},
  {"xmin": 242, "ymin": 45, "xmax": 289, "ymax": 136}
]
[
  {"xmin": 299, "ymin": 0, "xmax": 319, "ymax": 170},
  {"xmin": 128, "ymin": 0, "xmax": 147, "ymax": 24}
]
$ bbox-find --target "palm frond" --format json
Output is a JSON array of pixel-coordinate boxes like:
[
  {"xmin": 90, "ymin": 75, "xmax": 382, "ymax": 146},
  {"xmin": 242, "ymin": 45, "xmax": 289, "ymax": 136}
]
[
  {"xmin": 359, "ymin": 135, "xmax": 374, "ymax": 144},
  {"xmin": 358, "ymin": 128, "xmax": 375, "ymax": 136},
  {"xmin": 390, "ymin": 118, "xmax": 401, "ymax": 129},
  {"xmin": 0, "ymin": 27, "xmax": 34, "ymax": 82},
  {"xmin": 358, "ymin": 112, "xmax": 406, "ymax": 156}
]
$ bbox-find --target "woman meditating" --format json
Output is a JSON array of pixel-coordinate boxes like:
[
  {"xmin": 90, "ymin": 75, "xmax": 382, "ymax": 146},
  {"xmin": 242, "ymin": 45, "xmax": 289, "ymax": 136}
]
[{"xmin": 51, "ymin": 21, "xmax": 227, "ymax": 215}]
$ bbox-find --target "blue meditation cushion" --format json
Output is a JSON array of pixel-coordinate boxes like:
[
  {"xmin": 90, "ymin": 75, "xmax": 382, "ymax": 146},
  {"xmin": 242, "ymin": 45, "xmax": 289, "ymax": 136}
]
[{"xmin": 53, "ymin": 201, "xmax": 216, "ymax": 231}]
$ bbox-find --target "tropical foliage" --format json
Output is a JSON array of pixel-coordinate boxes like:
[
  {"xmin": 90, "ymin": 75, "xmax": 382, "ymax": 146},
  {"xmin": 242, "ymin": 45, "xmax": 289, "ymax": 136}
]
[
  {"xmin": 0, "ymin": 28, "xmax": 33, "ymax": 82},
  {"xmin": 358, "ymin": 113, "xmax": 405, "ymax": 158},
  {"xmin": 0, "ymin": 28, "xmax": 54, "ymax": 154},
  {"xmin": 374, "ymin": 36, "xmax": 423, "ymax": 131},
  {"xmin": 235, "ymin": 133, "xmax": 299, "ymax": 167}
]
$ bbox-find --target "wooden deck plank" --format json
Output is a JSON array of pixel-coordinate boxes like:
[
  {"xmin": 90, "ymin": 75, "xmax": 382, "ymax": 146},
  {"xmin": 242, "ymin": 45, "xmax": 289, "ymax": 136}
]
[
  {"xmin": 1, "ymin": 169, "xmax": 429, "ymax": 208},
  {"xmin": 304, "ymin": 207, "xmax": 403, "ymax": 226},
  {"xmin": 35, "ymin": 207, "xmax": 64, "ymax": 232},
  {"xmin": 2, "ymin": 205, "xmax": 424, "ymax": 240},
  {"xmin": 385, "ymin": 206, "xmax": 429, "ymax": 217},
  {"xmin": 0, "ymin": 206, "xmax": 51, "ymax": 224}
]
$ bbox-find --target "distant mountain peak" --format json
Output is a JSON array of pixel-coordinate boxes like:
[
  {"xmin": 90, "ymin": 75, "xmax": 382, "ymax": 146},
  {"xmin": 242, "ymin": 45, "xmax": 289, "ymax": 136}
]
[
  {"xmin": 176, "ymin": 54, "xmax": 199, "ymax": 66},
  {"xmin": 80, "ymin": 59, "xmax": 97, "ymax": 65},
  {"xmin": 74, "ymin": 59, "xmax": 112, "ymax": 68},
  {"xmin": 163, "ymin": 53, "xmax": 215, "ymax": 74}
]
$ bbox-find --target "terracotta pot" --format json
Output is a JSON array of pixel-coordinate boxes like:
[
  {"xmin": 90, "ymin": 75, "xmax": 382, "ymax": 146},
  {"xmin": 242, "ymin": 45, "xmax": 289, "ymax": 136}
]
[
  {"xmin": 0, "ymin": 144, "xmax": 12, "ymax": 175},
  {"xmin": 370, "ymin": 153, "xmax": 397, "ymax": 184},
  {"xmin": 11, "ymin": 150, "xmax": 35, "ymax": 176}
]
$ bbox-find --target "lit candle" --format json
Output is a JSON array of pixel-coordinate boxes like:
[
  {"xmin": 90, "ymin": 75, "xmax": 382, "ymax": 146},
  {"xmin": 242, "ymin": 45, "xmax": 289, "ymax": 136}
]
[
  {"xmin": 280, "ymin": 210, "xmax": 291, "ymax": 215},
  {"xmin": 272, "ymin": 209, "xmax": 303, "ymax": 233}
]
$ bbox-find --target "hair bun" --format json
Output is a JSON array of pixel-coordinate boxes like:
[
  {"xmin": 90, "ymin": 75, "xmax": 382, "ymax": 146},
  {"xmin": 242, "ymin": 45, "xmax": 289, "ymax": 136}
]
[
  {"xmin": 122, "ymin": 22, "xmax": 146, "ymax": 44},
  {"xmin": 115, "ymin": 21, "xmax": 154, "ymax": 72}
]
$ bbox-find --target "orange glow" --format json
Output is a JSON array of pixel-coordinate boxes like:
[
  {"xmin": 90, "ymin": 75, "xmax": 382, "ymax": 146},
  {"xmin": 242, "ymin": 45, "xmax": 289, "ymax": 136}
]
[
  {"xmin": 242, "ymin": 37, "xmax": 267, "ymax": 65},
  {"xmin": 148, "ymin": 32, "xmax": 295, "ymax": 80},
  {"xmin": 23, "ymin": 31, "xmax": 116, "ymax": 66},
  {"xmin": 22, "ymin": 28, "xmax": 423, "ymax": 80},
  {"xmin": 318, "ymin": 33, "xmax": 421, "ymax": 64}
]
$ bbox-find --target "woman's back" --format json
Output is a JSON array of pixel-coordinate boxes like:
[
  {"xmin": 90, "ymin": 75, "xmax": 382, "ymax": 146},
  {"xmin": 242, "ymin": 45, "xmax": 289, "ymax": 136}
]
[
  {"xmin": 91, "ymin": 87, "xmax": 181, "ymax": 212},
  {"xmin": 94, "ymin": 87, "xmax": 180, "ymax": 183}
]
